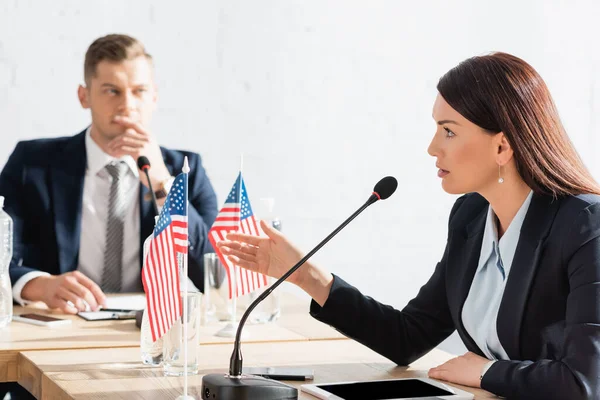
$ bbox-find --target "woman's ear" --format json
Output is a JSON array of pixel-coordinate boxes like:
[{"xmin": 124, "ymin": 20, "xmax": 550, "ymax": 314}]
[{"xmin": 495, "ymin": 132, "xmax": 514, "ymax": 166}]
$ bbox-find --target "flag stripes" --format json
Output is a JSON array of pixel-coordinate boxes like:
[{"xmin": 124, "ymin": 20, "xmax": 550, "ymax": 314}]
[
  {"xmin": 208, "ymin": 174, "xmax": 269, "ymax": 299},
  {"xmin": 142, "ymin": 172, "xmax": 188, "ymax": 342}
]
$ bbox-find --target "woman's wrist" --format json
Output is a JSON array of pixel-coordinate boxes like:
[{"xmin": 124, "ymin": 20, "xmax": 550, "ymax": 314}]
[
  {"xmin": 480, "ymin": 360, "xmax": 495, "ymax": 381},
  {"xmin": 298, "ymin": 263, "xmax": 334, "ymax": 307}
]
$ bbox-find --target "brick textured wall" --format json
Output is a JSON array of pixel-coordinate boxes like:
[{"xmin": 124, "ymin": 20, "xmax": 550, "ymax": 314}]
[{"xmin": 1, "ymin": 0, "xmax": 599, "ymax": 354}]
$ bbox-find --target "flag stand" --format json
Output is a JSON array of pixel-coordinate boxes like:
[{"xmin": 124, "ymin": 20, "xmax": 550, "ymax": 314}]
[{"xmin": 176, "ymin": 157, "xmax": 194, "ymax": 400}]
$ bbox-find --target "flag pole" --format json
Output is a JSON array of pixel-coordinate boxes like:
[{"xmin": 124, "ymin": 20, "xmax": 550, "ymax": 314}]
[
  {"xmin": 176, "ymin": 156, "xmax": 193, "ymax": 400},
  {"xmin": 232, "ymin": 154, "xmax": 243, "ymax": 326}
]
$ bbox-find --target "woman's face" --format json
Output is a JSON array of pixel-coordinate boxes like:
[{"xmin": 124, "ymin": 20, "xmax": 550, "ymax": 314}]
[{"xmin": 428, "ymin": 94, "xmax": 500, "ymax": 195}]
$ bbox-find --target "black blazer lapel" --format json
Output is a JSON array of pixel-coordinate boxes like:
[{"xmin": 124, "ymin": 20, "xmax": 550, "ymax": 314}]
[
  {"xmin": 497, "ymin": 194, "xmax": 561, "ymax": 360},
  {"xmin": 448, "ymin": 207, "xmax": 487, "ymax": 356},
  {"xmin": 50, "ymin": 131, "xmax": 86, "ymax": 274}
]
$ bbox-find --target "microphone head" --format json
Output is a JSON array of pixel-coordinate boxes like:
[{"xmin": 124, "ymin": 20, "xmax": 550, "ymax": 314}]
[
  {"xmin": 137, "ymin": 156, "xmax": 151, "ymax": 170},
  {"xmin": 373, "ymin": 176, "xmax": 398, "ymax": 200}
]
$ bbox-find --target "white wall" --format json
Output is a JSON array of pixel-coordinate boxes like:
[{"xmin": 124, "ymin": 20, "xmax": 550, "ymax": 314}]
[{"xmin": 1, "ymin": 0, "xmax": 599, "ymax": 353}]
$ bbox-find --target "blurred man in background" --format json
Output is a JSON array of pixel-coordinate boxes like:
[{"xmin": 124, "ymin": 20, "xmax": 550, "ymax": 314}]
[{"xmin": 0, "ymin": 34, "xmax": 218, "ymax": 399}]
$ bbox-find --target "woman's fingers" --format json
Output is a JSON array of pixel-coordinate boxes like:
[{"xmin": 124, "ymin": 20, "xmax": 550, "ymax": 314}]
[
  {"xmin": 227, "ymin": 255, "xmax": 259, "ymax": 271},
  {"xmin": 260, "ymin": 219, "xmax": 283, "ymax": 240},
  {"xmin": 219, "ymin": 240, "xmax": 258, "ymax": 254},
  {"xmin": 221, "ymin": 246, "xmax": 257, "ymax": 263},
  {"xmin": 225, "ymin": 232, "xmax": 262, "ymax": 246}
]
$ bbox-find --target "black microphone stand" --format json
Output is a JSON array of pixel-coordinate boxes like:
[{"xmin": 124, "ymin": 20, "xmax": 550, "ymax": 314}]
[
  {"xmin": 144, "ymin": 170, "xmax": 159, "ymax": 217},
  {"xmin": 201, "ymin": 192, "xmax": 383, "ymax": 400},
  {"xmin": 137, "ymin": 156, "xmax": 160, "ymax": 217},
  {"xmin": 135, "ymin": 157, "xmax": 160, "ymax": 328}
]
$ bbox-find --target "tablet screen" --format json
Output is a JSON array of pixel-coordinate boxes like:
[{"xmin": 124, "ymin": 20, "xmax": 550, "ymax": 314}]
[{"xmin": 316, "ymin": 378, "xmax": 454, "ymax": 399}]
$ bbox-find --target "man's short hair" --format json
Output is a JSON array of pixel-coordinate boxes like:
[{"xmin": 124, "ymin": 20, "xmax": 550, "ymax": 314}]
[{"xmin": 84, "ymin": 34, "xmax": 152, "ymax": 84}]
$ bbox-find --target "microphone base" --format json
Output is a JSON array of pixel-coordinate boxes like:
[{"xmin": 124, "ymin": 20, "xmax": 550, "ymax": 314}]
[{"xmin": 201, "ymin": 373, "xmax": 298, "ymax": 400}]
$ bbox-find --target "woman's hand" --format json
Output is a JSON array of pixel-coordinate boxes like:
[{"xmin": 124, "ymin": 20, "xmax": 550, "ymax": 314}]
[
  {"xmin": 428, "ymin": 351, "xmax": 490, "ymax": 388},
  {"xmin": 218, "ymin": 220, "xmax": 334, "ymax": 305},
  {"xmin": 218, "ymin": 220, "xmax": 306, "ymax": 286}
]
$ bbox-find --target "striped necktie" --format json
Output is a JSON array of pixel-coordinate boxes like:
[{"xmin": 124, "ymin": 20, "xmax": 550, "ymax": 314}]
[{"xmin": 101, "ymin": 161, "xmax": 130, "ymax": 292}]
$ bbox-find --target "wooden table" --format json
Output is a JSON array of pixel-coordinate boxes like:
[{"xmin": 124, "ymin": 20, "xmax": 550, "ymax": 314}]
[
  {"xmin": 0, "ymin": 293, "xmax": 343, "ymax": 383},
  {"xmin": 19, "ymin": 340, "xmax": 495, "ymax": 399}
]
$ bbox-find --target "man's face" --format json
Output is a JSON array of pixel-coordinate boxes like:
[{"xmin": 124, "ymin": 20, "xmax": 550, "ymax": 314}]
[{"xmin": 79, "ymin": 56, "xmax": 157, "ymax": 141}]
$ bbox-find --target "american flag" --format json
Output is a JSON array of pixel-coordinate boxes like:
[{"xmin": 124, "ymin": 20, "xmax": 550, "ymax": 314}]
[
  {"xmin": 209, "ymin": 173, "xmax": 268, "ymax": 299},
  {"xmin": 142, "ymin": 172, "xmax": 187, "ymax": 342}
]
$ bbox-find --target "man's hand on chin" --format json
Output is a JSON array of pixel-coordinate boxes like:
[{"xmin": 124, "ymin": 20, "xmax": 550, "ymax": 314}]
[{"xmin": 108, "ymin": 116, "xmax": 171, "ymax": 190}]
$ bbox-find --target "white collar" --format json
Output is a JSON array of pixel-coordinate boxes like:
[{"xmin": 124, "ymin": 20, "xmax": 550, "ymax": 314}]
[{"xmin": 85, "ymin": 126, "xmax": 139, "ymax": 178}]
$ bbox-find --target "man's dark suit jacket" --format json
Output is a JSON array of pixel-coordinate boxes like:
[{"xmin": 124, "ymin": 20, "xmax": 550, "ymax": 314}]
[
  {"xmin": 311, "ymin": 192, "xmax": 600, "ymax": 399},
  {"xmin": 0, "ymin": 130, "xmax": 219, "ymax": 292}
]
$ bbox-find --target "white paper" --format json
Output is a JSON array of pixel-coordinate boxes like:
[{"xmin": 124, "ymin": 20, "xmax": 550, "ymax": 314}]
[{"xmin": 104, "ymin": 294, "xmax": 146, "ymax": 310}]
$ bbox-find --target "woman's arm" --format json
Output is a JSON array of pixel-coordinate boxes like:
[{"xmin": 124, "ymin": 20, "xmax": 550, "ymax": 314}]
[{"xmin": 221, "ymin": 195, "xmax": 468, "ymax": 366}]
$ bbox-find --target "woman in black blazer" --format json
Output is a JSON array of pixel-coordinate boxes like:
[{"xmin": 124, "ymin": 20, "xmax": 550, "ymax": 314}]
[{"xmin": 219, "ymin": 53, "xmax": 600, "ymax": 399}]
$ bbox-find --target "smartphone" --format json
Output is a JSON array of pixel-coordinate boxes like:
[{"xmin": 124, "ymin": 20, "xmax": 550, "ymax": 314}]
[
  {"xmin": 243, "ymin": 366, "xmax": 314, "ymax": 381},
  {"xmin": 13, "ymin": 313, "xmax": 72, "ymax": 327}
]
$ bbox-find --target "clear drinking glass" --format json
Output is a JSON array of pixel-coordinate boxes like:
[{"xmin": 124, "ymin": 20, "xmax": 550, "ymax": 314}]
[
  {"xmin": 203, "ymin": 251, "xmax": 281, "ymax": 325},
  {"xmin": 162, "ymin": 291, "xmax": 201, "ymax": 376},
  {"xmin": 202, "ymin": 253, "xmax": 231, "ymax": 324},
  {"xmin": 247, "ymin": 275, "xmax": 281, "ymax": 324}
]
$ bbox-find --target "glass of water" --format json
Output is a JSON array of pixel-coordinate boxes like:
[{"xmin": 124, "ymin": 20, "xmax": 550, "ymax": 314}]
[
  {"xmin": 202, "ymin": 253, "xmax": 230, "ymax": 324},
  {"xmin": 162, "ymin": 291, "xmax": 201, "ymax": 376}
]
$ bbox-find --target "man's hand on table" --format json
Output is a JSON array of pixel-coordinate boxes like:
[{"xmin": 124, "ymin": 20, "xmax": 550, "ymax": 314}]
[{"xmin": 21, "ymin": 271, "xmax": 107, "ymax": 314}]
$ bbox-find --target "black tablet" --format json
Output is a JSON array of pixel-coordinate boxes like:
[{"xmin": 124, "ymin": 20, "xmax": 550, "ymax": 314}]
[{"xmin": 301, "ymin": 378, "xmax": 474, "ymax": 399}]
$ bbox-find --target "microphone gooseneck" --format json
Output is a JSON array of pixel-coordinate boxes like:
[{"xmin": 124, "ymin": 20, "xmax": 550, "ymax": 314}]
[
  {"xmin": 137, "ymin": 156, "xmax": 159, "ymax": 216},
  {"xmin": 228, "ymin": 176, "xmax": 398, "ymax": 377},
  {"xmin": 201, "ymin": 176, "xmax": 397, "ymax": 400}
]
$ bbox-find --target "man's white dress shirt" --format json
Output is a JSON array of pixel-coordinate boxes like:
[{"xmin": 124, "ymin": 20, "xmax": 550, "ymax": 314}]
[{"xmin": 13, "ymin": 128, "xmax": 142, "ymax": 304}]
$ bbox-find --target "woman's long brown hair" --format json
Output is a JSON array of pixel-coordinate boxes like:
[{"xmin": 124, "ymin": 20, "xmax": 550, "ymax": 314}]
[{"xmin": 437, "ymin": 52, "xmax": 600, "ymax": 197}]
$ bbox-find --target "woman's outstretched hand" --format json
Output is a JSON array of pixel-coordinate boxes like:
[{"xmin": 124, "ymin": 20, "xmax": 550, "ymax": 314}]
[
  {"xmin": 218, "ymin": 220, "xmax": 334, "ymax": 306},
  {"xmin": 217, "ymin": 220, "xmax": 306, "ymax": 286}
]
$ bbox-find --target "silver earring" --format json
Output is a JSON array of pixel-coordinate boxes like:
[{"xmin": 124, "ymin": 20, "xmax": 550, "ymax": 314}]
[{"xmin": 498, "ymin": 165, "xmax": 504, "ymax": 184}]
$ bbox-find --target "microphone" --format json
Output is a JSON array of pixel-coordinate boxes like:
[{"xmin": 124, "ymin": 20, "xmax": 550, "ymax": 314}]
[
  {"xmin": 201, "ymin": 176, "xmax": 398, "ymax": 400},
  {"xmin": 137, "ymin": 156, "xmax": 159, "ymax": 216}
]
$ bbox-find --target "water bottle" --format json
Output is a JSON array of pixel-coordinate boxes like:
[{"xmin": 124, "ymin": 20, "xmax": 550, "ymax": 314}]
[
  {"xmin": 141, "ymin": 217, "xmax": 163, "ymax": 365},
  {"xmin": 0, "ymin": 196, "xmax": 13, "ymax": 328}
]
